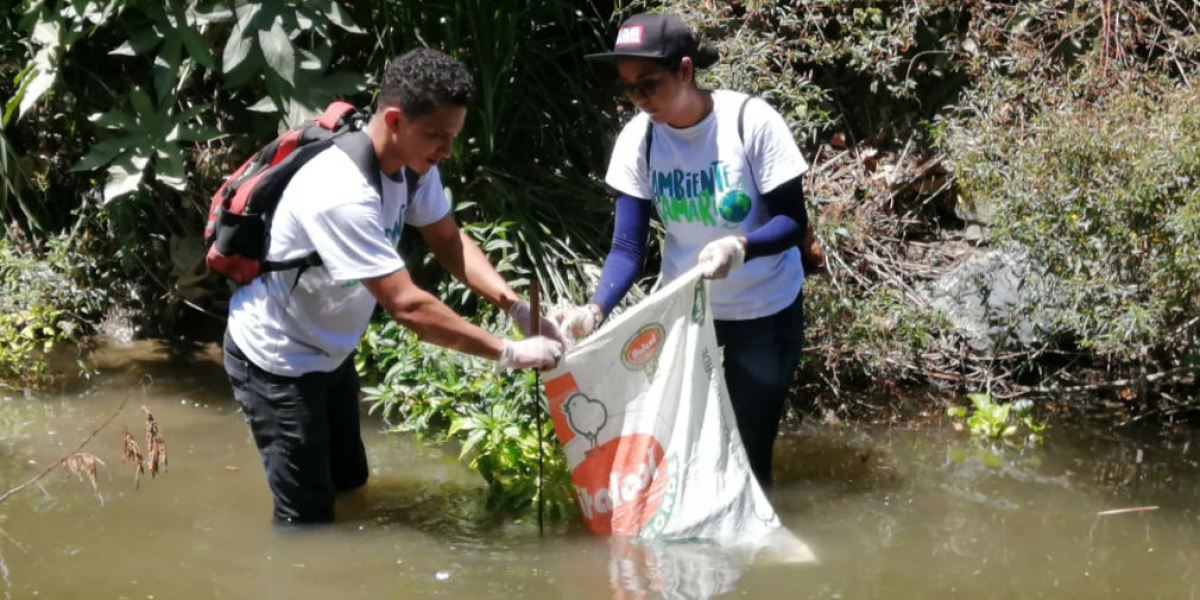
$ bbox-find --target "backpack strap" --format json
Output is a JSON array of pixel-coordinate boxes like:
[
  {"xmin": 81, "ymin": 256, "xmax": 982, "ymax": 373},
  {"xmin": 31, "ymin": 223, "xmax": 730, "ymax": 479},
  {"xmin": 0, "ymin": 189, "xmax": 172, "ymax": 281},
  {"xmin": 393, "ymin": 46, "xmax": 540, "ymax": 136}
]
[
  {"xmin": 643, "ymin": 117, "xmax": 654, "ymax": 173},
  {"xmin": 333, "ymin": 130, "xmax": 383, "ymax": 197},
  {"xmin": 737, "ymin": 94, "xmax": 752, "ymax": 144},
  {"xmin": 739, "ymin": 94, "xmax": 756, "ymax": 184},
  {"xmin": 643, "ymin": 95, "xmax": 753, "ymax": 173},
  {"xmin": 402, "ymin": 167, "xmax": 421, "ymax": 203},
  {"xmin": 259, "ymin": 130, "xmax": 383, "ymax": 280},
  {"xmin": 316, "ymin": 101, "xmax": 357, "ymax": 131}
]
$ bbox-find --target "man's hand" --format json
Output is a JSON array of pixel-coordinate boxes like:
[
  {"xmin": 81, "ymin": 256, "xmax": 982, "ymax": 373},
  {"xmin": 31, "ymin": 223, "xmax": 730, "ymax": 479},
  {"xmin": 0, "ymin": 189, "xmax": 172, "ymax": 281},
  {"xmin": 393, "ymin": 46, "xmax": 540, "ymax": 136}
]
[
  {"xmin": 550, "ymin": 303, "xmax": 603, "ymax": 340},
  {"xmin": 499, "ymin": 336, "xmax": 564, "ymax": 370},
  {"xmin": 698, "ymin": 236, "xmax": 746, "ymax": 280},
  {"xmin": 508, "ymin": 300, "xmax": 568, "ymax": 346}
]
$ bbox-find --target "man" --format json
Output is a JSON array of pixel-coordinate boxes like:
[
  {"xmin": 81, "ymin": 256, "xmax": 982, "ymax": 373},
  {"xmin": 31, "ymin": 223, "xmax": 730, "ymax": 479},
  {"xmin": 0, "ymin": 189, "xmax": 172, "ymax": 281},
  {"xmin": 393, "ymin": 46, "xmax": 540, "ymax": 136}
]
[{"xmin": 222, "ymin": 48, "xmax": 564, "ymax": 524}]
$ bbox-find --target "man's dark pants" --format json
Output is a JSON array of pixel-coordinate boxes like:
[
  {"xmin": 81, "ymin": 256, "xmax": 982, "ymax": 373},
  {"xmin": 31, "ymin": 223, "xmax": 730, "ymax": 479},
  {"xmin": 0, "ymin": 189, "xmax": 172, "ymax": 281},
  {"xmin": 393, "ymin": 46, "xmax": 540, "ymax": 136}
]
[{"xmin": 223, "ymin": 331, "xmax": 368, "ymax": 523}]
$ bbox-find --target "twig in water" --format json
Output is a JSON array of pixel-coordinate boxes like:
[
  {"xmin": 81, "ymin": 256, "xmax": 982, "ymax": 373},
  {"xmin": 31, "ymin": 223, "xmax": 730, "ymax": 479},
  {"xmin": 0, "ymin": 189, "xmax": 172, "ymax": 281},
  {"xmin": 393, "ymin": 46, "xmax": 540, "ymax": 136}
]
[
  {"xmin": 0, "ymin": 393, "xmax": 131, "ymax": 505},
  {"xmin": 1096, "ymin": 505, "xmax": 1159, "ymax": 516},
  {"xmin": 0, "ymin": 543, "xmax": 9, "ymax": 600}
]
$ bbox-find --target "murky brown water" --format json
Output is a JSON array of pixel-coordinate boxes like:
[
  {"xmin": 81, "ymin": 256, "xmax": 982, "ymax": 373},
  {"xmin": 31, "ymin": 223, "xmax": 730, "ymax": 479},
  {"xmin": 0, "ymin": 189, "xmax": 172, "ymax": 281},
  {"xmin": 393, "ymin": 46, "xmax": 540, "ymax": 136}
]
[{"xmin": 1, "ymin": 341, "xmax": 1197, "ymax": 599}]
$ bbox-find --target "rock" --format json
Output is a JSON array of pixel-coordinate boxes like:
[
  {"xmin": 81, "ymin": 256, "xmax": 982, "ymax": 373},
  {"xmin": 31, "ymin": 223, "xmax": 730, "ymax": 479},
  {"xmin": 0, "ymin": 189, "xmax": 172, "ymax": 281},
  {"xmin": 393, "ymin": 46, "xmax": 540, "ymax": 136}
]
[{"xmin": 923, "ymin": 243, "xmax": 1070, "ymax": 356}]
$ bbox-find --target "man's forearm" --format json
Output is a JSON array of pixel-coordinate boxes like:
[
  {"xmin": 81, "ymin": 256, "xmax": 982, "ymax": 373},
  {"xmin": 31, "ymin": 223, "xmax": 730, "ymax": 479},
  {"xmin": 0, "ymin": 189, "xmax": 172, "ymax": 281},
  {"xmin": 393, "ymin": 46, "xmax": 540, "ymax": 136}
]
[
  {"xmin": 422, "ymin": 218, "xmax": 520, "ymax": 311},
  {"xmin": 450, "ymin": 230, "xmax": 520, "ymax": 311},
  {"xmin": 363, "ymin": 271, "xmax": 504, "ymax": 360}
]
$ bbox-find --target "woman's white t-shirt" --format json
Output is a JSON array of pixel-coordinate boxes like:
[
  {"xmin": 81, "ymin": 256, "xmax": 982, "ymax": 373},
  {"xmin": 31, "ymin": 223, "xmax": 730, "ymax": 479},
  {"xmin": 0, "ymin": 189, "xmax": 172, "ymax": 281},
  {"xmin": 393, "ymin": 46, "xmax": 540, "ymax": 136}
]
[
  {"xmin": 227, "ymin": 145, "xmax": 450, "ymax": 376},
  {"xmin": 604, "ymin": 90, "xmax": 809, "ymax": 320}
]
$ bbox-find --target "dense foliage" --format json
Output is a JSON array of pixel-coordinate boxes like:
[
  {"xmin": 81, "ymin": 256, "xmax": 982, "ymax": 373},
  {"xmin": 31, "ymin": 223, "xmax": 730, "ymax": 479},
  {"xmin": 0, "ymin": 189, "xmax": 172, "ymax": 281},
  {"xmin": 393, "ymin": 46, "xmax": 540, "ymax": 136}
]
[
  {"xmin": 953, "ymin": 82, "xmax": 1200, "ymax": 361},
  {"xmin": 633, "ymin": 0, "xmax": 1200, "ymax": 405},
  {"xmin": 357, "ymin": 317, "xmax": 577, "ymax": 524},
  {"xmin": 4, "ymin": 0, "xmax": 1200, "ymax": 516}
]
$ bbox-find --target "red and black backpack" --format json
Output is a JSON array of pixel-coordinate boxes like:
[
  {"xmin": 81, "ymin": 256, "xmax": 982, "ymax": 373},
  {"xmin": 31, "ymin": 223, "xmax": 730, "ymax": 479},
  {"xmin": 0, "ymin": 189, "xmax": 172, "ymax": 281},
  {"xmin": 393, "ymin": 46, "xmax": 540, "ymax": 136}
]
[{"xmin": 204, "ymin": 101, "xmax": 414, "ymax": 285}]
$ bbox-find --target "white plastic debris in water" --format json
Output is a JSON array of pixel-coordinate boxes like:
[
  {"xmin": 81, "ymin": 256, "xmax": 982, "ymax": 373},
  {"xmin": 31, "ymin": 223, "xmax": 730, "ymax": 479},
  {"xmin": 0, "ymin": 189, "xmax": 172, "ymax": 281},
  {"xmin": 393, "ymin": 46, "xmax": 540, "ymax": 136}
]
[{"xmin": 543, "ymin": 266, "xmax": 815, "ymax": 563}]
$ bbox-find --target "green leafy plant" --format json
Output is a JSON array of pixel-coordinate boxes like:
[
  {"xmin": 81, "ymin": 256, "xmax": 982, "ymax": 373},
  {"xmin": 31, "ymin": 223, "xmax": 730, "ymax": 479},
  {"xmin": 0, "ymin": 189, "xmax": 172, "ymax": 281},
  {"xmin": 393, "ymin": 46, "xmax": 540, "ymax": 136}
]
[
  {"xmin": 5, "ymin": 0, "xmax": 121, "ymax": 127},
  {"xmin": 357, "ymin": 317, "xmax": 577, "ymax": 525},
  {"xmin": 948, "ymin": 393, "xmax": 1045, "ymax": 441},
  {"xmin": 0, "ymin": 236, "xmax": 107, "ymax": 388},
  {"xmin": 214, "ymin": 0, "xmax": 369, "ymax": 128},
  {"xmin": 70, "ymin": 87, "xmax": 219, "ymax": 202}
]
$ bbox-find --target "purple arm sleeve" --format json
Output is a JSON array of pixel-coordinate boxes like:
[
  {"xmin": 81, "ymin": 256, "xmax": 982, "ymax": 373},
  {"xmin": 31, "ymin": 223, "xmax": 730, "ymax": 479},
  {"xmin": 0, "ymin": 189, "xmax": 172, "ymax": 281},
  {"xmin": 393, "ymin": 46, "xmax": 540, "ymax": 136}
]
[
  {"xmin": 745, "ymin": 176, "xmax": 808, "ymax": 260},
  {"xmin": 589, "ymin": 194, "xmax": 652, "ymax": 315}
]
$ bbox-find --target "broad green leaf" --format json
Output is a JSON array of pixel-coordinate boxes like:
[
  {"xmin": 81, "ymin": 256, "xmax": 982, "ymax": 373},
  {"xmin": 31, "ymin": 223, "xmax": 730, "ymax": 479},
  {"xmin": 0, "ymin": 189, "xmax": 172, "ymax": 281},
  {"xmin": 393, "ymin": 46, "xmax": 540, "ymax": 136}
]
[
  {"xmin": 967, "ymin": 392, "xmax": 990, "ymax": 410},
  {"xmin": 322, "ymin": 0, "xmax": 364, "ymax": 34},
  {"xmin": 297, "ymin": 48, "xmax": 323, "ymax": 71},
  {"xmin": 143, "ymin": 1, "xmax": 169, "ymax": 27},
  {"xmin": 258, "ymin": 20, "xmax": 295, "ymax": 85},
  {"xmin": 154, "ymin": 38, "xmax": 183, "ymax": 101},
  {"xmin": 234, "ymin": 1, "xmax": 262, "ymax": 31},
  {"xmin": 311, "ymin": 70, "xmax": 369, "ymax": 96},
  {"xmin": 32, "ymin": 20, "xmax": 60, "ymax": 45},
  {"xmin": 155, "ymin": 147, "xmax": 187, "ymax": 190},
  {"xmin": 129, "ymin": 87, "xmax": 155, "ymax": 116},
  {"xmin": 180, "ymin": 26, "xmax": 216, "ymax": 69},
  {"xmin": 103, "ymin": 155, "xmax": 149, "ymax": 203},
  {"xmin": 111, "ymin": 28, "xmax": 162, "ymax": 56},
  {"xmin": 460, "ymin": 429, "xmax": 487, "ymax": 459},
  {"xmin": 70, "ymin": 138, "xmax": 127, "ymax": 172},
  {"xmin": 247, "ymin": 96, "xmax": 277, "ymax": 113},
  {"xmin": 175, "ymin": 101, "xmax": 210, "ymax": 123},
  {"xmin": 194, "ymin": 4, "xmax": 233, "ymax": 23},
  {"xmin": 15, "ymin": 49, "xmax": 58, "ymax": 122},
  {"xmin": 173, "ymin": 123, "xmax": 221, "ymax": 144},
  {"xmin": 222, "ymin": 24, "xmax": 253, "ymax": 73},
  {"xmin": 88, "ymin": 108, "xmax": 134, "ymax": 129},
  {"xmin": 76, "ymin": 0, "xmax": 108, "ymax": 25}
]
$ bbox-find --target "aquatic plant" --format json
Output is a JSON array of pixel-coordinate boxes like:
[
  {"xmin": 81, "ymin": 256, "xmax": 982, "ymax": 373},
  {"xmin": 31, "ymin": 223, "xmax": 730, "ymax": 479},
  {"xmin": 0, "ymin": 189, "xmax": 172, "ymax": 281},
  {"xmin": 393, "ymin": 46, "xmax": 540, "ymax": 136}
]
[{"xmin": 947, "ymin": 393, "xmax": 1045, "ymax": 441}]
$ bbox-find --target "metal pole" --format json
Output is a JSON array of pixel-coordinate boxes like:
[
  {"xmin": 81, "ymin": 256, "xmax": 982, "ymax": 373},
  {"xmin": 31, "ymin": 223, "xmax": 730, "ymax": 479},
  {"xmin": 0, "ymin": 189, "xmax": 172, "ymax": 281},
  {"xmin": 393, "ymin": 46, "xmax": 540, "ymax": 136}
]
[{"xmin": 529, "ymin": 279, "xmax": 545, "ymax": 536}]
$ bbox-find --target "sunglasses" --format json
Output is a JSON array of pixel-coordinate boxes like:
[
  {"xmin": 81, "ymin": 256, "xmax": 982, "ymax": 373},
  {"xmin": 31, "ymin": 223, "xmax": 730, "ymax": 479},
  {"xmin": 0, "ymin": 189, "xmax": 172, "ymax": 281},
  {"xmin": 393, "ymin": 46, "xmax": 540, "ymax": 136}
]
[{"xmin": 618, "ymin": 73, "xmax": 670, "ymax": 98}]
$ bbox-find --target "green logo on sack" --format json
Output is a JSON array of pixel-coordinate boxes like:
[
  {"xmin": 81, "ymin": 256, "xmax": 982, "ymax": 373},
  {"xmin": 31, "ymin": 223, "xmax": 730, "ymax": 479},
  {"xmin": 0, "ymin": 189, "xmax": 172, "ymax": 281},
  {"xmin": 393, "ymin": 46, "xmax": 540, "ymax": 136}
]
[{"xmin": 692, "ymin": 280, "xmax": 706, "ymax": 324}]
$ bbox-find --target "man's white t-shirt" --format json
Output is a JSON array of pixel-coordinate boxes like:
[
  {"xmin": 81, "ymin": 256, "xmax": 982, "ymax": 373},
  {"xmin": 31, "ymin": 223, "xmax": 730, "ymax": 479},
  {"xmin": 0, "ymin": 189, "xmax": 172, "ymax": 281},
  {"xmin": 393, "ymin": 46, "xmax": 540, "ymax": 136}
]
[
  {"xmin": 227, "ymin": 144, "xmax": 451, "ymax": 376},
  {"xmin": 605, "ymin": 90, "xmax": 809, "ymax": 320}
]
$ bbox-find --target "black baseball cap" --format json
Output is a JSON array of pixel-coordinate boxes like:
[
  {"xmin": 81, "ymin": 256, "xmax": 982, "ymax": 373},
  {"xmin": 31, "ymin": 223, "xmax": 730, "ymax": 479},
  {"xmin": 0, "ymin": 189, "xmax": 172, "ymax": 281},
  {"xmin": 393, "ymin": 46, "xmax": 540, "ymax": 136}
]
[{"xmin": 585, "ymin": 13, "xmax": 699, "ymax": 63}]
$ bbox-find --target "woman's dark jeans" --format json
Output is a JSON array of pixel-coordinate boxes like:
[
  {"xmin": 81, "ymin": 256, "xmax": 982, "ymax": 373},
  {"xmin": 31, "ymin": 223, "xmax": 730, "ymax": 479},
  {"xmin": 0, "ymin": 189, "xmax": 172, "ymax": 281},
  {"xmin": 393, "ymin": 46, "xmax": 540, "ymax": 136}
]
[{"xmin": 713, "ymin": 290, "xmax": 804, "ymax": 488}]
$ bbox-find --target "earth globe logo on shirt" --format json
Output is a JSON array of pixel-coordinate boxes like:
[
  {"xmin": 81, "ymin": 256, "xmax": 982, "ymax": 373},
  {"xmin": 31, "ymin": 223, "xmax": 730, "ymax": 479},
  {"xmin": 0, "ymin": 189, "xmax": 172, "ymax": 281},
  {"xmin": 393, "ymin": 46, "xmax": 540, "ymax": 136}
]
[{"xmin": 718, "ymin": 190, "xmax": 751, "ymax": 227}]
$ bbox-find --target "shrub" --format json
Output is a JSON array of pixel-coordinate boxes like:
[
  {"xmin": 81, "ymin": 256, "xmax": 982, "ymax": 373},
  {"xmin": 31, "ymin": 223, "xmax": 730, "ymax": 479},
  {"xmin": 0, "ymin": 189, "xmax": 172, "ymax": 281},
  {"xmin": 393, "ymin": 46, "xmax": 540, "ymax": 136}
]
[
  {"xmin": 356, "ymin": 317, "xmax": 578, "ymax": 525},
  {"xmin": 950, "ymin": 80, "xmax": 1200, "ymax": 361}
]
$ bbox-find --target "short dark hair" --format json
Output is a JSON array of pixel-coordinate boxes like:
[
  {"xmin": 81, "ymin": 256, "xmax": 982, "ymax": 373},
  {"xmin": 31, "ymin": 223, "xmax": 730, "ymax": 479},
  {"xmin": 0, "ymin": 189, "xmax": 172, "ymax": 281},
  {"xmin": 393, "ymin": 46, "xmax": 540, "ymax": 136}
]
[{"xmin": 377, "ymin": 48, "xmax": 474, "ymax": 118}]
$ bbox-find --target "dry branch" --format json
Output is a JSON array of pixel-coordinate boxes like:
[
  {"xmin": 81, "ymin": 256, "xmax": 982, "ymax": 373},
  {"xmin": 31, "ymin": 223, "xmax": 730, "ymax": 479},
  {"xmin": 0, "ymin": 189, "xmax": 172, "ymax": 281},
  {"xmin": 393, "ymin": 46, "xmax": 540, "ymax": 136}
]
[{"xmin": 0, "ymin": 393, "xmax": 131, "ymax": 505}]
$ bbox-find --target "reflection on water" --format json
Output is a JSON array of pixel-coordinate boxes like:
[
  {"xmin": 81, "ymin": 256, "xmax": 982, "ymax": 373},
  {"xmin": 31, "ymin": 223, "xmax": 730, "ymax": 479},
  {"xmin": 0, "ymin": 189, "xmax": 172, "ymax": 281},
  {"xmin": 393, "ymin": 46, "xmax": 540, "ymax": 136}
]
[{"xmin": 0, "ymin": 341, "xmax": 1197, "ymax": 599}]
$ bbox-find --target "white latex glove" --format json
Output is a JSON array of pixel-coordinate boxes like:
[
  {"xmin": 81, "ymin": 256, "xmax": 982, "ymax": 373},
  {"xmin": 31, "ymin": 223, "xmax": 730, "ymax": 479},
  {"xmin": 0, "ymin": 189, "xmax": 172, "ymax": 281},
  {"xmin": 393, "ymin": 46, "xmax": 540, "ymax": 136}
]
[
  {"xmin": 507, "ymin": 300, "xmax": 568, "ymax": 346},
  {"xmin": 698, "ymin": 236, "xmax": 746, "ymax": 280},
  {"xmin": 550, "ymin": 303, "xmax": 603, "ymax": 340},
  {"xmin": 499, "ymin": 337, "xmax": 563, "ymax": 370}
]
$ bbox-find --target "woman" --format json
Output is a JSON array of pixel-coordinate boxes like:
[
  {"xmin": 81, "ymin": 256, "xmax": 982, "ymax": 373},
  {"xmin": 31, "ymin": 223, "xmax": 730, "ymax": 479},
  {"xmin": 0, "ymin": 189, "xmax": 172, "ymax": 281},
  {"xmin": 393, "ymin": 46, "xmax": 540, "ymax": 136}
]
[{"xmin": 552, "ymin": 13, "xmax": 816, "ymax": 488}]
